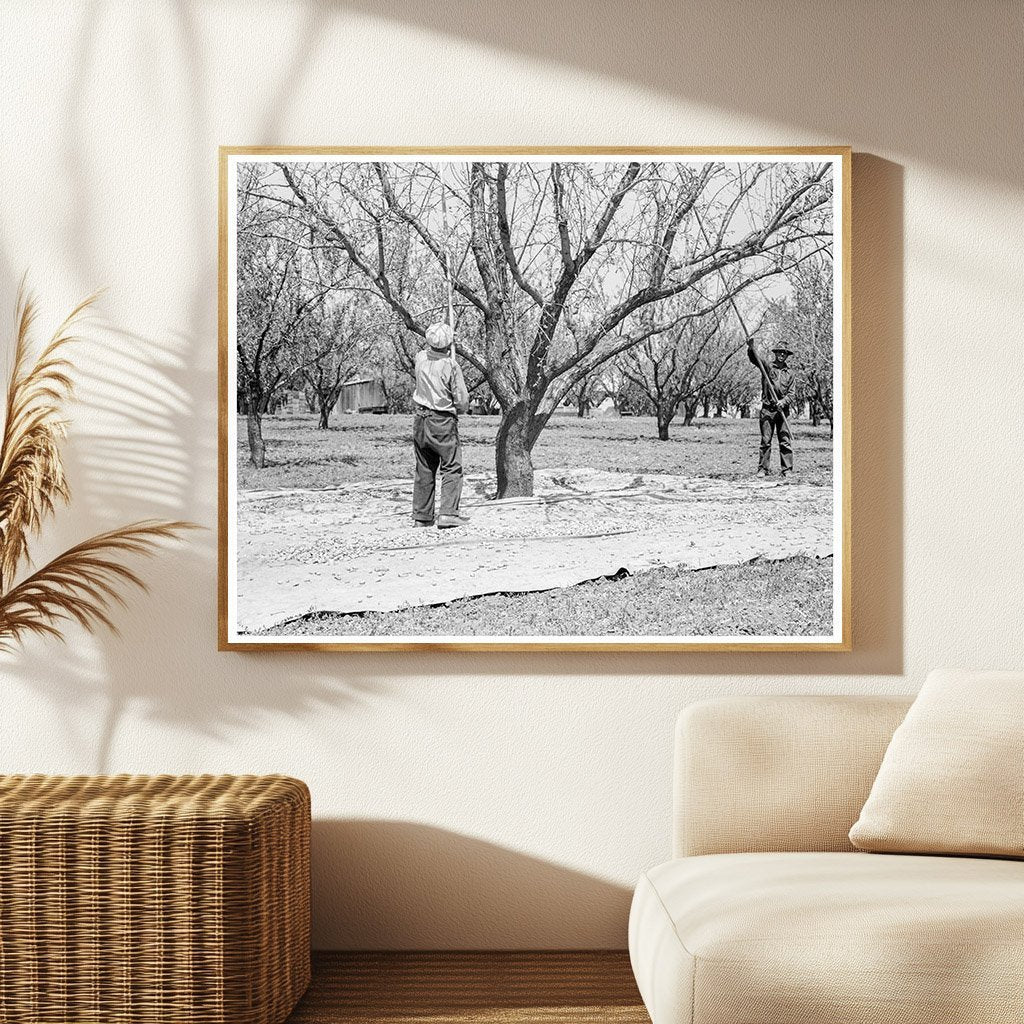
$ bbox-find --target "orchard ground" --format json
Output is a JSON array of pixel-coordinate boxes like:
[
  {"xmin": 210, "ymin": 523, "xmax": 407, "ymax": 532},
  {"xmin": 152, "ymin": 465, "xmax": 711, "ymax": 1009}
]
[
  {"xmin": 238, "ymin": 411, "xmax": 833, "ymax": 490},
  {"xmin": 235, "ymin": 411, "xmax": 836, "ymax": 637}
]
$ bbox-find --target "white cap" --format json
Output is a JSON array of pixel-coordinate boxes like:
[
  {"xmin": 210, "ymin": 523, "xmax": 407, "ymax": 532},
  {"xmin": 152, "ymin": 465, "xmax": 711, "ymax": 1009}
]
[{"xmin": 425, "ymin": 323, "xmax": 453, "ymax": 350}]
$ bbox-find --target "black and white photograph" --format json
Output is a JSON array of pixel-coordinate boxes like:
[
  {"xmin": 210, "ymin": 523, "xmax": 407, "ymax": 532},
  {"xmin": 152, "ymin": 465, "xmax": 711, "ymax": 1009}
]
[{"xmin": 220, "ymin": 148, "xmax": 849, "ymax": 649}]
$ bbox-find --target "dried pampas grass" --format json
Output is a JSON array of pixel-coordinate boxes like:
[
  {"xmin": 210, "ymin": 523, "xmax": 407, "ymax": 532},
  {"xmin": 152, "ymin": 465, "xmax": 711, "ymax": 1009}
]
[{"xmin": 0, "ymin": 282, "xmax": 195, "ymax": 650}]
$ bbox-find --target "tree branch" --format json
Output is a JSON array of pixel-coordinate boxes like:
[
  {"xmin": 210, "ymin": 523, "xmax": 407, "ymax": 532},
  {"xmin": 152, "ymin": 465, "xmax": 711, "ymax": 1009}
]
[
  {"xmin": 495, "ymin": 164, "xmax": 543, "ymax": 306},
  {"xmin": 277, "ymin": 162, "xmax": 428, "ymax": 337},
  {"xmin": 374, "ymin": 163, "xmax": 487, "ymax": 312}
]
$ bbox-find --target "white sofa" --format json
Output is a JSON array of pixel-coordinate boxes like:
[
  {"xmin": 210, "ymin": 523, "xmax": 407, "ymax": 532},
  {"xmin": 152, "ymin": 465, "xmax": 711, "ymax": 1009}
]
[{"xmin": 628, "ymin": 695, "xmax": 1024, "ymax": 1024}]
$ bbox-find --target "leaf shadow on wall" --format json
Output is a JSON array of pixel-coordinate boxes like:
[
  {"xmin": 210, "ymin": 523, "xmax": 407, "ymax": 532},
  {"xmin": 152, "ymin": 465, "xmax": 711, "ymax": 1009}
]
[
  {"xmin": 311, "ymin": 819, "xmax": 633, "ymax": 949},
  {"xmin": 0, "ymin": 0, "xmax": 387, "ymax": 773},
  {"xmin": 0, "ymin": 319, "xmax": 387, "ymax": 774}
]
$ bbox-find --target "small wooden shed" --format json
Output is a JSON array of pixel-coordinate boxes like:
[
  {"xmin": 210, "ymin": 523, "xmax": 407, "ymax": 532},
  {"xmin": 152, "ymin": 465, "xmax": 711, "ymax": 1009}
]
[{"xmin": 336, "ymin": 377, "xmax": 387, "ymax": 414}]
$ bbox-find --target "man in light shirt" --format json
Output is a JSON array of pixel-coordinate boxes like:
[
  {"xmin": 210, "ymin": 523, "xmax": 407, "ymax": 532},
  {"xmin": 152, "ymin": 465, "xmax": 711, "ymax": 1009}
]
[{"xmin": 411, "ymin": 323, "xmax": 470, "ymax": 528}]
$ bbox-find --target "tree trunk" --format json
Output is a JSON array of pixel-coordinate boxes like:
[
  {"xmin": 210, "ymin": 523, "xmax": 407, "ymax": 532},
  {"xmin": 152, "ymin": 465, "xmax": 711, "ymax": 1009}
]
[
  {"xmin": 701, "ymin": 395, "xmax": 711, "ymax": 419},
  {"xmin": 317, "ymin": 402, "xmax": 330, "ymax": 430},
  {"xmin": 656, "ymin": 405, "xmax": 673, "ymax": 441},
  {"xmin": 576, "ymin": 393, "xmax": 589, "ymax": 418},
  {"xmin": 814, "ymin": 389, "xmax": 834, "ymax": 435},
  {"xmin": 739, "ymin": 404, "xmax": 751, "ymax": 419},
  {"xmin": 682, "ymin": 399, "xmax": 699, "ymax": 426},
  {"xmin": 495, "ymin": 402, "xmax": 536, "ymax": 497},
  {"xmin": 246, "ymin": 408, "xmax": 266, "ymax": 469}
]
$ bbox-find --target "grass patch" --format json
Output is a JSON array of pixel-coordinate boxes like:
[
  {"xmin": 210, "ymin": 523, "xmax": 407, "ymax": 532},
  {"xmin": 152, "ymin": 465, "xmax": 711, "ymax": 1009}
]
[
  {"xmin": 238, "ymin": 413, "xmax": 834, "ymax": 491},
  {"xmin": 267, "ymin": 554, "xmax": 833, "ymax": 638}
]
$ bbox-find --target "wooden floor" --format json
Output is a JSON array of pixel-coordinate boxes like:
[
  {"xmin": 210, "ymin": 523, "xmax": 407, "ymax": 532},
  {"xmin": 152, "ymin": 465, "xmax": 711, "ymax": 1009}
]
[{"xmin": 287, "ymin": 951, "xmax": 649, "ymax": 1023}]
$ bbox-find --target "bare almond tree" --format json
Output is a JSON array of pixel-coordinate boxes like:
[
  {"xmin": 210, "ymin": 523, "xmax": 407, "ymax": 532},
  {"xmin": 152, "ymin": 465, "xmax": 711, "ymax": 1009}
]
[
  {"xmin": 619, "ymin": 300, "xmax": 746, "ymax": 440},
  {"xmin": 769, "ymin": 255, "xmax": 834, "ymax": 430},
  {"xmin": 236, "ymin": 164, "xmax": 351, "ymax": 466},
  {"xmin": 298, "ymin": 297, "xmax": 376, "ymax": 429},
  {"xmin": 260, "ymin": 159, "xmax": 832, "ymax": 494}
]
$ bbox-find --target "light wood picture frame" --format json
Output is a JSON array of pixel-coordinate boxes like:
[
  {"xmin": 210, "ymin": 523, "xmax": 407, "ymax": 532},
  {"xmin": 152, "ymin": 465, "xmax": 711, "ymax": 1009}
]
[{"xmin": 219, "ymin": 147, "xmax": 851, "ymax": 652}]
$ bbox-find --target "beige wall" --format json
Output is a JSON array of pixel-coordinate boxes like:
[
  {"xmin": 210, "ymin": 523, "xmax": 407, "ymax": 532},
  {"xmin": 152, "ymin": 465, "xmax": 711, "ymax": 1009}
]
[{"xmin": 0, "ymin": 1, "xmax": 1021, "ymax": 949}]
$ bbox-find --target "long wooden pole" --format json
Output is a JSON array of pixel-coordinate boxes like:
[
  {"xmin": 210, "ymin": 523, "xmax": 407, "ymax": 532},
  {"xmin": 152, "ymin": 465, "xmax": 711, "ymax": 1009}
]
[
  {"xmin": 438, "ymin": 162, "xmax": 456, "ymax": 357},
  {"xmin": 692, "ymin": 207, "xmax": 789, "ymax": 430}
]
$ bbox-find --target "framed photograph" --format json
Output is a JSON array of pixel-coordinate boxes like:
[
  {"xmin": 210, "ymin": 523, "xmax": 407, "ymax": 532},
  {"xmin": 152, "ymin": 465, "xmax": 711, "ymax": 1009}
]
[{"xmin": 219, "ymin": 147, "xmax": 850, "ymax": 651}]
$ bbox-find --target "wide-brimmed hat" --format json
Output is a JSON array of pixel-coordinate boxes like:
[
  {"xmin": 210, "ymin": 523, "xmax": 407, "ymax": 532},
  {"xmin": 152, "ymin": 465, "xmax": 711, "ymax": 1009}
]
[
  {"xmin": 426, "ymin": 323, "xmax": 453, "ymax": 351},
  {"xmin": 771, "ymin": 346, "xmax": 794, "ymax": 358}
]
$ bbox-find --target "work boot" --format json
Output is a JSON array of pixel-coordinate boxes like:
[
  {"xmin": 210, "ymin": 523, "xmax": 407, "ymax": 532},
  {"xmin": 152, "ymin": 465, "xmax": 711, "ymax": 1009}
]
[
  {"xmin": 413, "ymin": 519, "xmax": 434, "ymax": 528},
  {"xmin": 437, "ymin": 513, "xmax": 470, "ymax": 529},
  {"xmin": 756, "ymin": 468, "xmax": 769, "ymax": 478}
]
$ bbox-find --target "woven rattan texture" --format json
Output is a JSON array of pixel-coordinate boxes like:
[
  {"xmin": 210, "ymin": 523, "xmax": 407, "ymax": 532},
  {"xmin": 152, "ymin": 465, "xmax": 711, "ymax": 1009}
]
[{"xmin": 0, "ymin": 774, "xmax": 311, "ymax": 1024}]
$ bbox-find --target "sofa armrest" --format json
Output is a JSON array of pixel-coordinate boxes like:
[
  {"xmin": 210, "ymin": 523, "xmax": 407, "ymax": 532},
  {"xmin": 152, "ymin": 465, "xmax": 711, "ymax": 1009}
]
[{"xmin": 674, "ymin": 695, "xmax": 912, "ymax": 857}]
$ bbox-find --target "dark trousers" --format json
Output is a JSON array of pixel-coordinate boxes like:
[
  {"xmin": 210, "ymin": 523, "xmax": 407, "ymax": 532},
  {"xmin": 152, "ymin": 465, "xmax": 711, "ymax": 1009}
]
[
  {"xmin": 413, "ymin": 407, "xmax": 463, "ymax": 522},
  {"xmin": 759, "ymin": 407, "xmax": 794, "ymax": 473}
]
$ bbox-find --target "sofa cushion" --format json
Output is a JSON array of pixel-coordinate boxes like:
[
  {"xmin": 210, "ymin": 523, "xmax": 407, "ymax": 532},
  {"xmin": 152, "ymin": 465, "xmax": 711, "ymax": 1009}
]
[
  {"xmin": 849, "ymin": 668, "xmax": 1024, "ymax": 857},
  {"xmin": 675, "ymin": 695, "xmax": 912, "ymax": 857},
  {"xmin": 629, "ymin": 852, "xmax": 1024, "ymax": 1024}
]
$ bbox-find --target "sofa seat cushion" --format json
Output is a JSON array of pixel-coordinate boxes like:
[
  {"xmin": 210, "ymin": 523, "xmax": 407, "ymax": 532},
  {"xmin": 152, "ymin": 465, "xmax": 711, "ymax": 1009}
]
[{"xmin": 629, "ymin": 852, "xmax": 1024, "ymax": 1024}]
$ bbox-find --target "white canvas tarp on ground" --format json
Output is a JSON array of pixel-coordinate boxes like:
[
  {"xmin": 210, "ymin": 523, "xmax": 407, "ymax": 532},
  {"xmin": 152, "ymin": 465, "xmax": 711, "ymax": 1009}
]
[{"xmin": 235, "ymin": 469, "xmax": 833, "ymax": 633}]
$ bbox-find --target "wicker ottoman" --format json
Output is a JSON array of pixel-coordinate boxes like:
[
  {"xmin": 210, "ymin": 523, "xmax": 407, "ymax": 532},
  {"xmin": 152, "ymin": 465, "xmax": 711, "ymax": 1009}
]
[{"xmin": 0, "ymin": 774, "xmax": 310, "ymax": 1024}]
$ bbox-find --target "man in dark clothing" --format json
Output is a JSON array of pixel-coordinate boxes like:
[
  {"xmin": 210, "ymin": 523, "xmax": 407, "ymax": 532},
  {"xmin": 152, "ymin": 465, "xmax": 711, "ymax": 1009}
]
[{"xmin": 748, "ymin": 344, "xmax": 795, "ymax": 477}]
